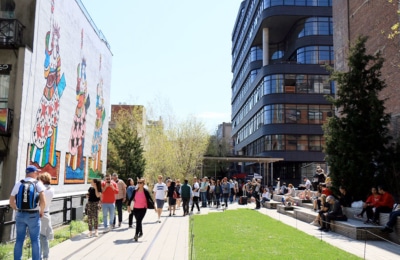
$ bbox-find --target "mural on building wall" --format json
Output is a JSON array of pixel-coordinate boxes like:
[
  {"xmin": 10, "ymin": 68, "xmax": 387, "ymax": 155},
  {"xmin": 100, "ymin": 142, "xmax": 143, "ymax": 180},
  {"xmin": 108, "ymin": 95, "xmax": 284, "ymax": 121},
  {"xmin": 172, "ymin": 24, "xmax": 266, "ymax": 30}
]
[
  {"xmin": 29, "ymin": 0, "xmax": 64, "ymax": 182},
  {"xmin": 20, "ymin": 0, "xmax": 111, "ymax": 190},
  {"xmin": 88, "ymin": 55, "xmax": 106, "ymax": 182},
  {"xmin": 65, "ymin": 29, "xmax": 90, "ymax": 184}
]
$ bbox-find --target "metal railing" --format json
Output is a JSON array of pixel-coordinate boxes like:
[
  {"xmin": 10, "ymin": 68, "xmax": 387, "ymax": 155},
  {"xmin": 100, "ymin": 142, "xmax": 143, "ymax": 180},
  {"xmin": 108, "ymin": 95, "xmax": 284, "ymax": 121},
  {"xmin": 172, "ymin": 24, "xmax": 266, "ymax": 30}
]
[
  {"xmin": 0, "ymin": 191, "xmax": 86, "ymax": 243},
  {"xmin": 0, "ymin": 18, "xmax": 24, "ymax": 47}
]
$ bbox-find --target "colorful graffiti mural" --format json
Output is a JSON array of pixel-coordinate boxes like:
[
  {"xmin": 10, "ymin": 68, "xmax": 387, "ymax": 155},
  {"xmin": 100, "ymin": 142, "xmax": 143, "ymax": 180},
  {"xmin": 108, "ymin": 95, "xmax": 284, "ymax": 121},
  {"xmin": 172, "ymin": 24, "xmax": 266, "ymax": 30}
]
[{"xmin": 21, "ymin": 0, "xmax": 111, "ymax": 189}]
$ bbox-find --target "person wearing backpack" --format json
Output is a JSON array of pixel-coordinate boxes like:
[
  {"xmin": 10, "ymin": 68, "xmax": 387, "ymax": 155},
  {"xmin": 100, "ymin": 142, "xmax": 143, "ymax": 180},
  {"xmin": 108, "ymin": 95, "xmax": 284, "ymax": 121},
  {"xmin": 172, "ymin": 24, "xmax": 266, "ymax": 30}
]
[{"xmin": 9, "ymin": 165, "xmax": 46, "ymax": 260}]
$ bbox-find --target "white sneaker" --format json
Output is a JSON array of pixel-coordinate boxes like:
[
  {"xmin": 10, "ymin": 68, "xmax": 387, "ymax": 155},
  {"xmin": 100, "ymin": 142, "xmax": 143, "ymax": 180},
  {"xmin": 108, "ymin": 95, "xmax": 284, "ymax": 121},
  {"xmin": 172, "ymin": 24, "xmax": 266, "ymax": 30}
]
[{"xmin": 310, "ymin": 221, "xmax": 319, "ymax": 226}]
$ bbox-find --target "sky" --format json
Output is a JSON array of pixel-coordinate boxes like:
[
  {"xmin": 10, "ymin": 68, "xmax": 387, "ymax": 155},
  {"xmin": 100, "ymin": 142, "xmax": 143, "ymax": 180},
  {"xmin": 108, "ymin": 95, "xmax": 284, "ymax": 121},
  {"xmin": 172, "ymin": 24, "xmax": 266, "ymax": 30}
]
[{"xmin": 80, "ymin": 0, "xmax": 243, "ymax": 133}]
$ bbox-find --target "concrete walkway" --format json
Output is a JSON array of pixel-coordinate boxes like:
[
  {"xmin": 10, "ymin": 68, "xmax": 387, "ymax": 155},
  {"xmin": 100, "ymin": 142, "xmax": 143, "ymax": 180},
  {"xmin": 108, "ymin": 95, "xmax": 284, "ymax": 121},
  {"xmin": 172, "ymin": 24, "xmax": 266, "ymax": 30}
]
[{"xmin": 48, "ymin": 202, "xmax": 400, "ymax": 260}]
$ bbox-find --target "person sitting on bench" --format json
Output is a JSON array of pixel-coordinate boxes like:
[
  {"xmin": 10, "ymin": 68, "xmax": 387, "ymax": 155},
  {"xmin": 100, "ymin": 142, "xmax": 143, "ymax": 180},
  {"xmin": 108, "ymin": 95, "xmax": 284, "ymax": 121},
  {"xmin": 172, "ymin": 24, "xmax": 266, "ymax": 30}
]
[
  {"xmin": 381, "ymin": 206, "xmax": 400, "ymax": 233},
  {"xmin": 284, "ymin": 184, "xmax": 296, "ymax": 206},
  {"xmin": 261, "ymin": 187, "xmax": 271, "ymax": 203},
  {"xmin": 319, "ymin": 195, "xmax": 347, "ymax": 232}
]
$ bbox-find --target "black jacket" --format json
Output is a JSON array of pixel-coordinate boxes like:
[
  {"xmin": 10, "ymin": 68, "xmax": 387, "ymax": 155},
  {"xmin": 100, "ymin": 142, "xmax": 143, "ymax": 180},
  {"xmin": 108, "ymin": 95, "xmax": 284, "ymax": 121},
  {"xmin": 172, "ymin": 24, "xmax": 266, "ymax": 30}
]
[{"xmin": 128, "ymin": 188, "xmax": 155, "ymax": 209}]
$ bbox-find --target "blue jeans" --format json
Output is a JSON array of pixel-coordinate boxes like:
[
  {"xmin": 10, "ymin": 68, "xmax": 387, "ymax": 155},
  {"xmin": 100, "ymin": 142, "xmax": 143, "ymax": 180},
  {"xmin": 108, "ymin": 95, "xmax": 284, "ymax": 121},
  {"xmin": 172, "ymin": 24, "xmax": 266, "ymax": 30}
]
[
  {"xmin": 102, "ymin": 203, "xmax": 115, "ymax": 228},
  {"xmin": 387, "ymin": 210, "xmax": 400, "ymax": 228},
  {"xmin": 200, "ymin": 192, "xmax": 207, "ymax": 207},
  {"xmin": 14, "ymin": 211, "xmax": 41, "ymax": 260}
]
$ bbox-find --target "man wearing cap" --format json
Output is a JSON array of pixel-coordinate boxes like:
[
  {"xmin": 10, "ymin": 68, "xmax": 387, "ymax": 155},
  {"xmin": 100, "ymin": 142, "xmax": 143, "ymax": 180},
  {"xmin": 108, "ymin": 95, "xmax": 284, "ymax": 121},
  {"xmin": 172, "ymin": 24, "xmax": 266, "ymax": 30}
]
[{"xmin": 9, "ymin": 165, "xmax": 46, "ymax": 260}]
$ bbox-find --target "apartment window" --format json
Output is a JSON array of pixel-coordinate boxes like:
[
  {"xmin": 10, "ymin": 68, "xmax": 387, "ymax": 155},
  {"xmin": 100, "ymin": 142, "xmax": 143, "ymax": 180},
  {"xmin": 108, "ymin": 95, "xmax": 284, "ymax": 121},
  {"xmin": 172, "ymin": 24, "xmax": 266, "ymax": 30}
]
[
  {"xmin": 298, "ymin": 17, "xmax": 333, "ymax": 38},
  {"xmin": 250, "ymin": 46, "xmax": 263, "ymax": 62},
  {"xmin": 309, "ymin": 135, "xmax": 323, "ymax": 151},
  {"xmin": 295, "ymin": 46, "xmax": 334, "ymax": 65}
]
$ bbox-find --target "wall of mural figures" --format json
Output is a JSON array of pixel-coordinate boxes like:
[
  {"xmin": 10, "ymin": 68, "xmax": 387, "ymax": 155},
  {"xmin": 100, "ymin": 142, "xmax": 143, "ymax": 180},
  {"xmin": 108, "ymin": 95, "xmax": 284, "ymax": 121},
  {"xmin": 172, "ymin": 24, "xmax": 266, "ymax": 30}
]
[{"xmin": 19, "ymin": 0, "xmax": 111, "ymax": 191}]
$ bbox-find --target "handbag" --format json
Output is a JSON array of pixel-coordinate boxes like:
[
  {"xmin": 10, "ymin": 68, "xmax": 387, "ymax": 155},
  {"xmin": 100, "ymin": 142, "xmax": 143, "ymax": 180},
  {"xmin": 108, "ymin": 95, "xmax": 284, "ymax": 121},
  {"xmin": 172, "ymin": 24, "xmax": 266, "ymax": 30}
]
[
  {"xmin": 146, "ymin": 194, "xmax": 155, "ymax": 209},
  {"xmin": 128, "ymin": 200, "xmax": 134, "ymax": 213}
]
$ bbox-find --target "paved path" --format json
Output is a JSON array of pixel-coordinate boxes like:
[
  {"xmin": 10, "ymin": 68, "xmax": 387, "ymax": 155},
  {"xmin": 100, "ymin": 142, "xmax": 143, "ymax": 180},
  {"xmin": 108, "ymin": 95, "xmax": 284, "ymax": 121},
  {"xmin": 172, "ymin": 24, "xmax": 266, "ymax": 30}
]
[{"xmin": 48, "ymin": 202, "xmax": 400, "ymax": 260}]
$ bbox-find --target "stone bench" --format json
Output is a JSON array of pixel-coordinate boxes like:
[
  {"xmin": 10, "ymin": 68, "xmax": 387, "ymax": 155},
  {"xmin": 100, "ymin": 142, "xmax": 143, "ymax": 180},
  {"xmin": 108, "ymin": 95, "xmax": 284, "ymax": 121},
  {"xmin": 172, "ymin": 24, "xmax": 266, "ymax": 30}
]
[
  {"xmin": 293, "ymin": 207, "xmax": 318, "ymax": 223},
  {"xmin": 277, "ymin": 204, "xmax": 294, "ymax": 215},
  {"xmin": 330, "ymin": 218, "xmax": 389, "ymax": 241},
  {"xmin": 262, "ymin": 200, "xmax": 280, "ymax": 209}
]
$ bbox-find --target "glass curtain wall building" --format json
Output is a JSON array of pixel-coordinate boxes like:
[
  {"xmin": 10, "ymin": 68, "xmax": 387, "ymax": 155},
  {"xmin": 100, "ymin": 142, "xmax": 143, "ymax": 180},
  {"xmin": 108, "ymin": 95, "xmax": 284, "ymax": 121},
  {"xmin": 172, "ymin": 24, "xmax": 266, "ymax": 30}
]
[{"xmin": 231, "ymin": 0, "xmax": 334, "ymax": 186}]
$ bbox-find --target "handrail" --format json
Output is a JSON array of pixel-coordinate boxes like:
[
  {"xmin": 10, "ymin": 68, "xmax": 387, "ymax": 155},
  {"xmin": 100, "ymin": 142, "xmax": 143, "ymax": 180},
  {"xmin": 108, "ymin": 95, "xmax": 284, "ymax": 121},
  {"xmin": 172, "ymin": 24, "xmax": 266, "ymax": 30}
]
[{"xmin": 0, "ymin": 191, "xmax": 87, "ymax": 243}]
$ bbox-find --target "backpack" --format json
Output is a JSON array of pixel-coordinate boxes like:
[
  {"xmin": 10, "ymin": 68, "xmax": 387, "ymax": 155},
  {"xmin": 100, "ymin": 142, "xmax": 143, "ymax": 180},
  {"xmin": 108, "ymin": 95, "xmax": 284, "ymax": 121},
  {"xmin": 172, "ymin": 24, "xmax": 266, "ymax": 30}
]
[{"xmin": 16, "ymin": 180, "xmax": 39, "ymax": 210}]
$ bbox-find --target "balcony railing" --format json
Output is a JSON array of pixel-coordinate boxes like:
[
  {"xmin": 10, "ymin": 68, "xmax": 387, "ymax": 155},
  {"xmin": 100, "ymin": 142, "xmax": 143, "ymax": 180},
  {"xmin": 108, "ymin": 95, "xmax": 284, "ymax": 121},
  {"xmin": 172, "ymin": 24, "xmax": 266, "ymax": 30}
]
[{"xmin": 0, "ymin": 18, "xmax": 24, "ymax": 47}]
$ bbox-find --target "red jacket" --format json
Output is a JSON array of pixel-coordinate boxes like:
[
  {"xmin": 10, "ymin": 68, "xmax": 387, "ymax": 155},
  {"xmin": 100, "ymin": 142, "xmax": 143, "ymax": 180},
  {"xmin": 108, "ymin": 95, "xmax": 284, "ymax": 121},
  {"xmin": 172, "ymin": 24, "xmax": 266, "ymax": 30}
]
[
  {"xmin": 376, "ymin": 192, "xmax": 394, "ymax": 208},
  {"xmin": 365, "ymin": 194, "xmax": 381, "ymax": 207}
]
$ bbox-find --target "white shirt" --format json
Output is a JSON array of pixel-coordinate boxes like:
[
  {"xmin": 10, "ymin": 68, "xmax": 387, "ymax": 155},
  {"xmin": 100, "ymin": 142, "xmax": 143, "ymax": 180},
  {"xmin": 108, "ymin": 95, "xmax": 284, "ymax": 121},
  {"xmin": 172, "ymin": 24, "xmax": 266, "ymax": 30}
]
[
  {"xmin": 305, "ymin": 179, "xmax": 312, "ymax": 190},
  {"xmin": 153, "ymin": 182, "xmax": 167, "ymax": 200},
  {"xmin": 262, "ymin": 191, "xmax": 271, "ymax": 199},
  {"xmin": 192, "ymin": 182, "xmax": 200, "ymax": 196},
  {"xmin": 43, "ymin": 184, "xmax": 54, "ymax": 212}
]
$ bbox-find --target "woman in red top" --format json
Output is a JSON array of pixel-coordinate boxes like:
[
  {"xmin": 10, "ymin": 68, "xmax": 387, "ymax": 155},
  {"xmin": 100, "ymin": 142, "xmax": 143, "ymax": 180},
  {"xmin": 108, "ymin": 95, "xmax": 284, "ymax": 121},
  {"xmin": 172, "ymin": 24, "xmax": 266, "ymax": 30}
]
[
  {"xmin": 127, "ymin": 178, "xmax": 155, "ymax": 242},
  {"xmin": 355, "ymin": 187, "xmax": 381, "ymax": 223}
]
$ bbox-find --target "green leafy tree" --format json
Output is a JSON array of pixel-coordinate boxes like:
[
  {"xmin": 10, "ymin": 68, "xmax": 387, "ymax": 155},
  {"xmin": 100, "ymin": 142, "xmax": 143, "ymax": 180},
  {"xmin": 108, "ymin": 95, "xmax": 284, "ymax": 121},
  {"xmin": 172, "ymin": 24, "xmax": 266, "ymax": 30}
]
[
  {"xmin": 324, "ymin": 36, "xmax": 392, "ymax": 200},
  {"xmin": 143, "ymin": 115, "xmax": 209, "ymax": 184},
  {"xmin": 107, "ymin": 110, "xmax": 146, "ymax": 181},
  {"xmin": 169, "ymin": 116, "xmax": 209, "ymax": 180}
]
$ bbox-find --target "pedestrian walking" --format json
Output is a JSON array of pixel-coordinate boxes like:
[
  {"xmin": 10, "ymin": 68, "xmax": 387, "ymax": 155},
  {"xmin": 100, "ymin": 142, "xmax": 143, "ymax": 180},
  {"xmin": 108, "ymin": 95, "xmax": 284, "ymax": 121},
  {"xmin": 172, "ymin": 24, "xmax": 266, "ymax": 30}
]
[
  {"xmin": 153, "ymin": 175, "xmax": 167, "ymax": 223},
  {"xmin": 86, "ymin": 178, "xmax": 102, "ymax": 237},
  {"xmin": 101, "ymin": 174, "xmax": 118, "ymax": 231},
  {"xmin": 179, "ymin": 179, "xmax": 192, "ymax": 216},
  {"xmin": 112, "ymin": 173, "xmax": 126, "ymax": 227},
  {"xmin": 128, "ymin": 178, "xmax": 155, "ymax": 242},
  {"xmin": 126, "ymin": 178, "xmax": 136, "ymax": 228},
  {"xmin": 191, "ymin": 177, "xmax": 200, "ymax": 213}
]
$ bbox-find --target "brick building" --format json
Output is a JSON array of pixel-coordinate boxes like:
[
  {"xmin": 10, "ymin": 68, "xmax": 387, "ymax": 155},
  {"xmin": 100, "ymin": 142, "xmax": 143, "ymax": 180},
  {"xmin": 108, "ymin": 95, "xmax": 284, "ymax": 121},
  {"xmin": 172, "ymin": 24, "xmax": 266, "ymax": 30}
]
[{"xmin": 333, "ymin": 0, "xmax": 400, "ymax": 137}]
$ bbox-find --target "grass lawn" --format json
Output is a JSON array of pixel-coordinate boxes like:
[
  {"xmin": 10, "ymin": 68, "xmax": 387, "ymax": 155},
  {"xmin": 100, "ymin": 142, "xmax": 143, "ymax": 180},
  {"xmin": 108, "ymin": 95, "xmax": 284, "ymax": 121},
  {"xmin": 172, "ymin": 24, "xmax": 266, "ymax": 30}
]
[{"xmin": 191, "ymin": 209, "xmax": 361, "ymax": 260}]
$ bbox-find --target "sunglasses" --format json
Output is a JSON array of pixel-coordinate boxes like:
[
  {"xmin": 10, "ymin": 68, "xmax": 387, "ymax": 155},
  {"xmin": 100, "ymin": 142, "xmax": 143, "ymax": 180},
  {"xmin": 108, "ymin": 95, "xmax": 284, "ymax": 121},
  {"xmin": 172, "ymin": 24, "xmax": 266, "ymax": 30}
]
[
  {"xmin": 105, "ymin": 178, "xmax": 110, "ymax": 180},
  {"xmin": 138, "ymin": 182, "xmax": 144, "ymax": 184}
]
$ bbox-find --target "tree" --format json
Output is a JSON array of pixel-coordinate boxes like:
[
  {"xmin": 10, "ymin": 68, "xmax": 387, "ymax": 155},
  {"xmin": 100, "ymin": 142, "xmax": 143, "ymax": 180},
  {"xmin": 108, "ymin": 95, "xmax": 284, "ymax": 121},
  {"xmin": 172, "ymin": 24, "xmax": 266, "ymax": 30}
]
[
  {"xmin": 107, "ymin": 110, "xmax": 146, "ymax": 181},
  {"xmin": 323, "ymin": 36, "xmax": 392, "ymax": 200},
  {"xmin": 143, "ymin": 115, "xmax": 210, "ymax": 184},
  {"xmin": 169, "ymin": 116, "xmax": 209, "ymax": 180}
]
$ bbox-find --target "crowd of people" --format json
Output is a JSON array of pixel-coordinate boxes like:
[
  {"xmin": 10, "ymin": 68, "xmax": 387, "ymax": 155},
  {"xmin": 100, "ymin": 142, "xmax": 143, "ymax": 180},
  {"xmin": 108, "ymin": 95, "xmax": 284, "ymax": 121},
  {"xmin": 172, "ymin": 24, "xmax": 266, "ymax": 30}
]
[
  {"xmin": 9, "ymin": 165, "xmax": 399, "ymax": 259},
  {"xmin": 105, "ymin": 172, "xmax": 399, "ymax": 237}
]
